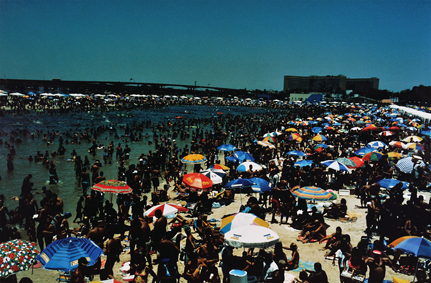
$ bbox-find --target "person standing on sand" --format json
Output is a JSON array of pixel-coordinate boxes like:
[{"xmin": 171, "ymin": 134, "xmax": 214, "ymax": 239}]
[{"xmin": 100, "ymin": 231, "xmax": 122, "ymax": 280}]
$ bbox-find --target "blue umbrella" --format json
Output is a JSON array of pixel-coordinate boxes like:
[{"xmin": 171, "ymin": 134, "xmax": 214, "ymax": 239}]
[
  {"xmin": 312, "ymin": 127, "xmax": 322, "ymax": 133},
  {"xmin": 354, "ymin": 147, "xmax": 377, "ymax": 156},
  {"xmin": 320, "ymin": 160, "xmax": 349, "ymax": 172},
  {"xmin": 378, "ymin": 179, "xmax": 409, "ymax": 190},
  {"xmin": 249, "ymin": 177, "xmax": 273, "ymax": 193},
  {"xmin": 224, "ymin": 178, "xmax": 255, "ymax": 188},
  {"xmin": 217, "ymin": 144, "xmax": 238, "ymax": 151},
  {"xmin": 37, "ymin": 238, "xmax": 103, "ymax": 272},
  {"xmin": 286, "ymin": 150, "xmax": 307, "ymax": 157},
  {"xmin": 294, "ymin": 159, "xmax": 314, "ymax": 168},
  {"xmin": 234, "ymin": 151, "xmax": 255, "ymax": 162},
  {"xmin": 226, "ymin": 156, "xmax": 239, "ymax": 163}
]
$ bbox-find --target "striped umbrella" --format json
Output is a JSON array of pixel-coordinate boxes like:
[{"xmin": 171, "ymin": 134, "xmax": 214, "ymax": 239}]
[
  {"xmin": 405, "ymin": 143, "xmax": 424, "ymax": 151},
  {"xmin": 37, "ymin": 238, "xmax": 103, "ymax": 272},
  {"xmin": 403, "ymin": 136, "xmax": 423, "ymax": 143},
  {"xmin": 220, "ymin": 213, "xmax": 269, "ymax": 235},
  {"xmin": 144, "ymin": 203, "xmax": 188, "ymax": 217},
  {"xmin": 312, "ymin": 134, "xmax": 327, "ymax": 141},
  {"xmin": 362, "ymin": 151, "xmax": 384, "ymax": 162},
  {"xmin": 257, "ymin": 140, "xmax": 275, "ymax": 149},
  {"xmin": 291, "ymin": 186, "xmax": 336, "ymax": 201},
  {"xmin": 181, "ymin": 154, "xmax": 207, "ymax": 164},
  {"xmin": 321, "ymin": 160, "xmax": 350, "ymax": 172},
  {"xmin": 389, "ymin": 141, "xmax": 406, "ymax": 149},
  {"xmin": 199, "ymin": 169, "xmax": 226, "ymax": 185},
  {"xmin": 209, "ymin": 164, "xmax": 230, "ymax": 171},
  {"xmin": 182, "ymin": 173, "xmax": 213, "ymax": 192},
  {"xmin": 354, "ymin": 147, "xmax": 377, "ymax": 156},
  {"xmin": 92, "ymin": 180, "xmax": 132, "ymax": 194},
  {"xmin": 367, "ymin": 141, "xmax": 387, "ymax": 149},
  {"xmin": 288, "ymin": 133, "xmax": 302, "ymax": 141}
]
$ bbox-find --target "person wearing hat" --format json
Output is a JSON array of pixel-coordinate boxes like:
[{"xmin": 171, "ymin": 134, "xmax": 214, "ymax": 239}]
[{"xmin": 71, "ymin": 257, "xmax": 89, "ymax": 283}]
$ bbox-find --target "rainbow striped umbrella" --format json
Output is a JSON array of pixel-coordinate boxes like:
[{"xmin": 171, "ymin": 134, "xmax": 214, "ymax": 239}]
[
  {"xmin": 220, "ymin": 213, "xmax": 269, "ymax": 235},
  {"xmin": 291, "ymin": 186, "xmax": 336, "ymax": 201},
  {"xmin": 92, "ymin": 180, "xmax": 132, "ymax": 194},
  {"xmin": 405, "ymin": 143, "xmax": 424, "ymax": 151},
  {"xmin": 312, "ymin": 134, "xmax": 327, "ymax": 141},
  {"xmin": 181, "ymin": 154, "xmax": 207, "ymax": 163},
  {"xmin": 362, "ymin": 151, "xmax": 384, "ymax": 162}
]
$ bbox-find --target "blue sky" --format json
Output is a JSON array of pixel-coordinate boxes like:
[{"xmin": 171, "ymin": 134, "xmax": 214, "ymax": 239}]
[{"xmin": 0, "ymin": 0, "xmax": 430, "ymax": 92}]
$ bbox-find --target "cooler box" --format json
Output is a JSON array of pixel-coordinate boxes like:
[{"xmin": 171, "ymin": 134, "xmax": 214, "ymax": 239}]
[{"xmin": 229, "ymin": 269, "xmax": 247, "ymax": 283}]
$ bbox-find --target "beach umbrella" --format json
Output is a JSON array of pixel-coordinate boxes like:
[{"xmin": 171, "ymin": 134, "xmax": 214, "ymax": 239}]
[
  {"xmin": 234, "ymin": 151, "xmax": 255, "ymax": 162},
  {"xmin": 182, "ymin": 173, "xmax": 213, "ymax": 192},
  {"xmin": 263, "ymin": 136, "xmax": 277, "ymax": 144},
  {"xmin": 92, "ymin": 180, "xmax": 132, "ymax": 194},
  {"xmin": 350, "ymin": 127, "xmax": 362, "ymax": 131},
  {"xmin": 396, "ymin": 157, "xmax": 425, "ymax": 174},
  {"xmin": 181, "ymin": 154, "xmax": 207, "ymax": 164},
  {"xmin": 387, "ymin": 152, "xmax": 403, "ymax": 160},
  {"xmin": 209, "ymin": 164, "xmax": 230, "ymax": 171},
  {"xmin": 224, "ymin": 178, "xmax": 255, "ymax": 189},
  {"xmin": 362, "ymin": 151, "xmax": 384, "ymax": 162},
  {"xmin": 286, "ymin": 150, "xmax": 307, "ymax": 157},
  {"xmin": 288, "ymin": 133, "xmax": 302, "ymax": 141},
  {"xmin": 403, "ymin": 136, "xmax": 423, "ymax": 143},
  {"xmin": 335, "ymin": 157, "xmax": 356, "ymax": 167},
  {"xmin": 389, "ymin": 141, "xmax": 406, "ymax": 149},
  {"xmin": 405, "ymin": 143, "xmax": 424, "ymax": 151},
  {"xmin": 0, "ymin": 239, "xmax": 40, "ymax": 278},
  {"xmin": 312, "ymin": 134, "xmax": 327, "ymax": 141},
  {"xmin": 378, "ymin": 179, "xmax": 409, "ymax": 190},
  {"xmin": 249, "ymin": 177, "xmax": 273, "ymax": 193},
  {"xmin": 354, "ymin": 147, "xmax": 377, "ymax": 156},
  {"xmin": 199, "ymin": 169, "xmax": 225, "ymax": 185},
  {"xmin": 237, "ymin": 161, "xmax": 262, "ymax": 172},
  {"xmin": 217, "ymin": 144, "xmax": 237, "ymax": 151},
  {"xmin": 291, "ymin": 186, "xmax": 336, "ymax": 201},
  {"xmin": 379, "ymin": 131, "xmax": 394, "ymax": 136},
  {"xmin": 311, "ymin": 127, "xmax": 322, "ymax": 133},
  {"xmin": 144, "ymin": 203, "xmax": 188, "ymax": 217},
  {"xmin": 294, "ymin": 160, "xmax": 314, "ymax": 168},
  {"xmin": 388, "ymin": 236, "xmax": 431, "ymax": 281},
  {"xmin": 389, "ymin": 126, "xmax": 401, "ymax": 131},
  {"xmin": 367, "ymin": 141, "xmax": 387, "ymax": 149},
  {"xmin": 224, "ymin": 226, "xmax": 279, "ymax": 248},
  {"xmin": 362, "ymin": 124, "xmax": 379, "ymax": 131},
  {"xmin": 257, "ymin": 140, "xmax": 275, "ymax": 149},
  {"xmin": 220, "ymin": 213, "xmax": 269, "ymax": 235},
  {"xmin": 348, "ymin": 157, "xmax": 365, "ymax": 168},
  {"xmin": 37, "ymin": 238, "xmax": 103, "ymax": 272},
  {"xmin": 321, "ymin": 160, "xmax": 349, "ymax": 172},
  {"xmin": 285, "ymin": 128, "xmax": 298, "ymax": 132}
]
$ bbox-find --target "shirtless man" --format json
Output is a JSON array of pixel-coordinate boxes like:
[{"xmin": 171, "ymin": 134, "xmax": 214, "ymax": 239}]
[
  {"xmin": 86, "ymin": 220, "xmax": 107, "ymax": 275},
  {"xmin": 365, "ymin": 250, "xmax": 392, "ymax": 283},
  {"xmin": 71, "ymin": 257, "xmax": 89, "ymax": 283},
  {"xmin": 197, "ymin": 236, "xmax": 220, "ymax": 282},
  {"xmin": 101, "ymin": 231, "xmax": 122, "ymax": 280},
  {"xmin": 152, "ymin": 209, "xmax": 167, "ymax": 251}
]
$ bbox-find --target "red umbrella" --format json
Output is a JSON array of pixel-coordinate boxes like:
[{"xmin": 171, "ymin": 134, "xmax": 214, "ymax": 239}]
[
  {"xmin": 144, "ymin": 203, "xmax": 188, "ymax": 217},
  {"xmin": 389, "ymin": 126, "xmax": 401, "ymax": 131},
  {"xmin": 92, "ymin": 180, "xmax": 132, "ymax": 194},
  {"xmin": 182, "ymin": 173, "xmax": 213, "ymax": 192},
  {"xmin": 348, "ymin": 157, "xmax": 365, "ymax": 168},
  {"xmin": 362, "ymin": 125, "xmax": 379, "ymax": 131}
]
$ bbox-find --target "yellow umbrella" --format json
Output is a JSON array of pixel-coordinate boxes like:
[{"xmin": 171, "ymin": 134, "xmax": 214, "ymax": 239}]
[
  {"xmin": 387, "ymin": 152, "xmax": 403, "ymax": 160},
  {"xmin": 181, "ymin": 154, "xmax": 207, "ymax": 163},
  {"xmin": 285, "ymin": 128, "xmax": 298, "ymax": 132}
]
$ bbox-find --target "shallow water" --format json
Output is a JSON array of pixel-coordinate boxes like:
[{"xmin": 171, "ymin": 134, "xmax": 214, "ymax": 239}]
[{"xmin": 0, "ymin": 105, "xmax": 283, "ymax": 220}]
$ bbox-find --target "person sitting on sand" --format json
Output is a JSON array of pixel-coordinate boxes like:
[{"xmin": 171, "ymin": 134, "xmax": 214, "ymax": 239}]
[
  {"xmin": 319, "ymin": 226, "xmax": 343, "ymax": 250},
  {"xmin": 299, "ymin": 219, "xmax": 327, "ymax": 243},
  {"xmin": 323, "ymin": 198, "xmax": 347, "ymax": 219}
]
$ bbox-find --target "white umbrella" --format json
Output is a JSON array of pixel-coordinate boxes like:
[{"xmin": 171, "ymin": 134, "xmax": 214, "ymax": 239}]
[
  {"xmin": 224, "ymin": 226, "xmax": 279, "ymax": 248},
  {"xmin": 199, "ymin": 169, "xmax": 225, "ymax": 185},
  {"xmin": 237, "ymin": 161, "xmax": 262, "ymax": 172}
]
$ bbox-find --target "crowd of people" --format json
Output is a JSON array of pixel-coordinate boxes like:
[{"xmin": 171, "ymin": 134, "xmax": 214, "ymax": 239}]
[{"xmin": 1, "ymin": 100, "xmax": 431, "ymax": 282}]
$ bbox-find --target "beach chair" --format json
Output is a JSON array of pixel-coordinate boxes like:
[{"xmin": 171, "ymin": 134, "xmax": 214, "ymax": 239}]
[{"xmin": 56, "ymin": 271, "xmax": 71, "ymax": 282}]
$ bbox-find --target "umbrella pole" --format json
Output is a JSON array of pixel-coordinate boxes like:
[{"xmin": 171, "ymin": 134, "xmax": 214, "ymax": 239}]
[{"xmin": 413, "ymin": 257, "xmax": 419, "ymax": 282}]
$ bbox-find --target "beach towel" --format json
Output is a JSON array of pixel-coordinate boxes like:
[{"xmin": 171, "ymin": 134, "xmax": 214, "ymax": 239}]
[
  {"xmin": 286, "ymin": 258, "xmax": 315, "ymax": 272},
  {"xmin": 327, "ymin": 212, "xmax": 361, "ymax": 223}
]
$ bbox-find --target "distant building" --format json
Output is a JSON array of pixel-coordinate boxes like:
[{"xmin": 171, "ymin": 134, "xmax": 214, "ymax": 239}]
[
  {"xmin": 289, "ymin": 93, "xmax": 324, "ymax": 102},
  {"xmin": 284, "ymin": 75, "xmax": 379, "ymax": 94}
]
